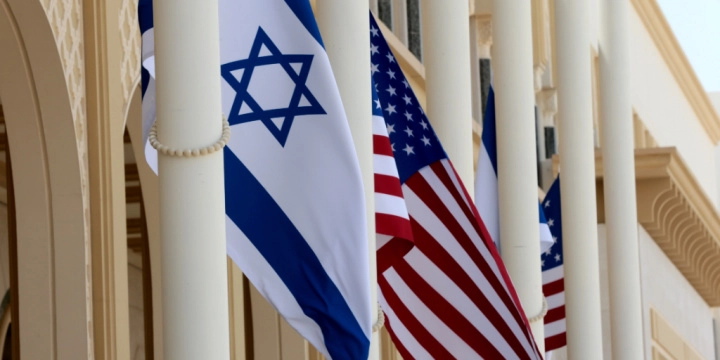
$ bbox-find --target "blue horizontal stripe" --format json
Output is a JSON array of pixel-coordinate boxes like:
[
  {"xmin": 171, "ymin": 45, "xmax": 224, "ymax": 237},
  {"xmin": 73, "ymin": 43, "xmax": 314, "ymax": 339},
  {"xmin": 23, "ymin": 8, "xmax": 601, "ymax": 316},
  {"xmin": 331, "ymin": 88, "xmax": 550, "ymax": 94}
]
[{"xmin": 223, "ymin": 147, "xmax": 369, "ymax": 360}]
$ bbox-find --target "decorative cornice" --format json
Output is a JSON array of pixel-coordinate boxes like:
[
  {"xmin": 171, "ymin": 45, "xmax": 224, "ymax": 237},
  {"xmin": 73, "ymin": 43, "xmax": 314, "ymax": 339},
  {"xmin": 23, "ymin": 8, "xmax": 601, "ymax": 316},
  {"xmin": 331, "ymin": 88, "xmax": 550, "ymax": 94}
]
[
  {"xmin": 631, "ymin": 0, "xmax": 720, "ymax": 145},
  {"xmin": 554, "ymin": 148, "xmax": 720, "ymax": 306},
  {"xmin": 625, "ymin": 148, "xmax": 720, "ymax": 306}
]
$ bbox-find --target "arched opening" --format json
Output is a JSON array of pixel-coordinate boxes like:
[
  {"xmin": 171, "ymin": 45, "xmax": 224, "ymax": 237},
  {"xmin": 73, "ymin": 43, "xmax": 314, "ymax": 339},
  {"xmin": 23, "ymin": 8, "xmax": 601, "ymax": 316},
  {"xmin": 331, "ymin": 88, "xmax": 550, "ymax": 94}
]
[{"xmin": 0, "ymin": 1, "xmax": 91, "ymax": 357}]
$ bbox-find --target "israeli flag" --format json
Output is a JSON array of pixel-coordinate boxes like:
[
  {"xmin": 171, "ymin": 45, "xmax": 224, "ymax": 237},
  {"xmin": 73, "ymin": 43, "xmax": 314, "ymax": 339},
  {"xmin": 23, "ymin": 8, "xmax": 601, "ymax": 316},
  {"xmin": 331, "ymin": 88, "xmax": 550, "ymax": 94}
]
[
  {"xmin": 474, "ymin": 86, "xmax": 554, "ymax": 254},
  {"xmin": 139, "ymin": 1, "xmax": 372, "ymax": 359}
]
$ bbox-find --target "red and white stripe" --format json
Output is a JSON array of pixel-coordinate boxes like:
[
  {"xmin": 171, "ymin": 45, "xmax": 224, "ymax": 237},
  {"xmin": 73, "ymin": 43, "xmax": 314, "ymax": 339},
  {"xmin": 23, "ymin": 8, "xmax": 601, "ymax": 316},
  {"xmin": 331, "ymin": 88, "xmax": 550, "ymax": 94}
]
[
  {"xmin": 373, "ymin": 120, "xmax": 543, "ymax": 359},
  {"xmin": 542, "ymin": 265, "xmax": 566, "ymax": 350},
  {"xmin": 373, "ymin": 114, "xmax": 414, "ymax": 267}
]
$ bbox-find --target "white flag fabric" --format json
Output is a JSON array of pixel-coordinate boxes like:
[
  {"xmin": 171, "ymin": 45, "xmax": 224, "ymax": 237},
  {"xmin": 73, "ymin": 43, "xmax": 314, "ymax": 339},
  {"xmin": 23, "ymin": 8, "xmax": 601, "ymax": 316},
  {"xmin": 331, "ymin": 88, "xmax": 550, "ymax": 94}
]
[
  {"xmin": 474, "ymin": 86, "xmax": 554, "ymax": 254},
  {"xmin": 138, "ymin": 1, "xmax": 372, "ymax": 358}
]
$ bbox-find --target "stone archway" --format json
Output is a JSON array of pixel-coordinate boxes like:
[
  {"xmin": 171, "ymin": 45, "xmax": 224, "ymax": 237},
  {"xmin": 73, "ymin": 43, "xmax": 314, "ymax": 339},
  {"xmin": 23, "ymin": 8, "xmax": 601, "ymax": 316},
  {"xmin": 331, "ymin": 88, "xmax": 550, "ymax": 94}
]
[{"xmin": 0, "ymin": 0, "xmax": 91, "ymax": 358}]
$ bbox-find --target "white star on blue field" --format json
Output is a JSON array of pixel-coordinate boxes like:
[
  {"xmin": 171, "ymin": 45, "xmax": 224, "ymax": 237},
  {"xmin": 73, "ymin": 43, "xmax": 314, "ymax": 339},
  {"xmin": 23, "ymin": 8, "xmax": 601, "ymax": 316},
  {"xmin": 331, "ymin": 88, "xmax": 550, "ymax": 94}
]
[
  {"xmin": 221, "ymin": 27, "xmax": 325, "ymax": 146},
  {"xmin": 369, "ymin": 16, "xmax": 447, "ymax": 184}
]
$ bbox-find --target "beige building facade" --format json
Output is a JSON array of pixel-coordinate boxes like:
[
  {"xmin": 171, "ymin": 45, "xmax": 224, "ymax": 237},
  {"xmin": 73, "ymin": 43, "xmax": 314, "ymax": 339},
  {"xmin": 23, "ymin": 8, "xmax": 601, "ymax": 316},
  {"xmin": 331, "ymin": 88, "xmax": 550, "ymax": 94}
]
[{"xmin": 0, "ymin": 0, "xmax": 718, "ymax": 359}]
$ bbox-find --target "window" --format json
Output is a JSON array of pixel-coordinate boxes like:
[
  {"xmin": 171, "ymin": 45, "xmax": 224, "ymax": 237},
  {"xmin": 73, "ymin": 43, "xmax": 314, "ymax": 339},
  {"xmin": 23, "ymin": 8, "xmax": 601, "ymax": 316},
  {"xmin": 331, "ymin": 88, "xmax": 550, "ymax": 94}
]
[
  {"xmin": 378, "ymin": 0, "xmax": 393, "ymax": 30},
  {"xmin": 406, "ymin": 0, "xmax": 422, "ymax": 60}
]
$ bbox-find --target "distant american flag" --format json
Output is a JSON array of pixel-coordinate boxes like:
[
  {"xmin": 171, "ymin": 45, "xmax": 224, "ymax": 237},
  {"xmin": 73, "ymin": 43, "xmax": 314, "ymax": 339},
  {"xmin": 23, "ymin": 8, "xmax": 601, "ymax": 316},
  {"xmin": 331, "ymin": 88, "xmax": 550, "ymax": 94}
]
[
  {"xmin": 541, "ymin": 177, "xmax": 567, "ymax": 351},
  {"xmin": 370, "ymin": 14, "xmax": 542, "ymax": 359}
]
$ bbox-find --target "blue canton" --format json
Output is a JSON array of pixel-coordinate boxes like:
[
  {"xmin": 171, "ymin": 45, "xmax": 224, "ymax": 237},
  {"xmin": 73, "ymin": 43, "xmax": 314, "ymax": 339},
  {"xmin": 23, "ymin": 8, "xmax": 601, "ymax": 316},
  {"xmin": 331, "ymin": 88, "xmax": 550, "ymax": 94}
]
[
  {"xmin": 541, "ymin": 178, "xmax": 564, "ymax": 271},
  {"xmin": 370, "ymin": 15, "xmax": 446, "ymax": 184},
  {"xmin": 221, "ymin": 27, "xmax": 326, "ymax": 146}
]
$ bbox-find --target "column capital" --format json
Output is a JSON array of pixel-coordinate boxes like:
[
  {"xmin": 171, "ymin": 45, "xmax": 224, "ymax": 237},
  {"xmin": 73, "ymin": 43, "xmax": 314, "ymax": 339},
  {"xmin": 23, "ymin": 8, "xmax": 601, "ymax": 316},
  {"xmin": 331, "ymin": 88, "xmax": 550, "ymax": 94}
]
[
  {"xmin": 471, "ymin": 14, "xmax": 493, "ymax": 58},
  {"xmin": 536, "ymin": 88, "xmax": 558, "ymax": 123}
]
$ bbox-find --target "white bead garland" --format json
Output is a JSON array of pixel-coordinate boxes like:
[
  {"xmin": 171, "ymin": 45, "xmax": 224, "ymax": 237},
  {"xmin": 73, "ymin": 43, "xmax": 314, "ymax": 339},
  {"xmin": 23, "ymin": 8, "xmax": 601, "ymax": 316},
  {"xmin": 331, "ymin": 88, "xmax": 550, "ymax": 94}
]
[
  {"xmin": 528, "ymin": 296, "xmax": 548, "ymax": 324},
  {"xmin": 149, "ymin": 117, "xmax": 231, "ymax": 157},
  {"xmin": 373, "ymin": 302, "xmax": 385, "ymax": 333}
]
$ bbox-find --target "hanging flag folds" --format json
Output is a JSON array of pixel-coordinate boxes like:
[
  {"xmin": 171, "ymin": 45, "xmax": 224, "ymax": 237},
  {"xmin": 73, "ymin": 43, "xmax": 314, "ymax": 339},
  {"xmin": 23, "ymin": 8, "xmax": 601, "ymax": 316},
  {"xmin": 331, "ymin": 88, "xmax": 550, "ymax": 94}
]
[
  {"xmin": 139, "ymin": 1, "xmax": 372, "ymax": 359},
  {"xmin": 541, "ymin": 177, "xmax": 567, "ymax": 352},
  {"xmin": 370, "ymin": 14, "xmax": 542, "ymax": 359},
  {"xmin": 474, "ymin": 86, "xmax": 554, "ymax": 254}
]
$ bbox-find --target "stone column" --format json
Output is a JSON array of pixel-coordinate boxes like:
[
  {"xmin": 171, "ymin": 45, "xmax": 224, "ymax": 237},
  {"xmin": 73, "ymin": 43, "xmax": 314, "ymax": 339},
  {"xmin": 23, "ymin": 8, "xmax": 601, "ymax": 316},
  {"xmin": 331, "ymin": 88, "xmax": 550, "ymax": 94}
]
[
  {"xmin": 153, "ymin": 0, "xmax": 230, "ymax": 358},
  {"xmin": 316, "ymin": 1, "xmax": 379, "ymax": 359},
  {"xmin": 600, "ymin": 0, "xmax": 644, "ymax": 358},
  {"xmin": 421, "ymin": 0, "xmax": 475, "ymax": 196},
  {"xmin": 554, "ymin": 0, "xmax": 604, "ymax": 357},
  {"xmin": 492, "ymin": 0, "xmax": 546, "ymax": 351}
]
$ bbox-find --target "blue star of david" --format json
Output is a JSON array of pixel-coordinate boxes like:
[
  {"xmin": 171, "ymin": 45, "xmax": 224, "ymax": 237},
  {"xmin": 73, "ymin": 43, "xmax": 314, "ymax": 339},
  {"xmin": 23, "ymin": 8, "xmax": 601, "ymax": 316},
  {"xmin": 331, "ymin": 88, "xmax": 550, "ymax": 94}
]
[{"xmin": 221, "ymin": 27, "xmax": 326, "ymax": 146}]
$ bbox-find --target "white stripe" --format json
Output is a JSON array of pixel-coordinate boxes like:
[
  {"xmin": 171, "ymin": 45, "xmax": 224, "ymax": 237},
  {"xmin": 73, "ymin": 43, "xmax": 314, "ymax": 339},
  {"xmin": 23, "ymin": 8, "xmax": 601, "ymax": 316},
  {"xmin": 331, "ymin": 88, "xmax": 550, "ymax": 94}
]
[
  {"xmin": 546, "ymin": 292, "xmax": 565, "ymax": 309},
  {"xmin": 421, "ymin": 164, "xmax": 511, "ymax": 301},
  {"xmin": 377, "ymin": 291, "xmax": 433, "ymax": 359},
  {"xmin": 473, "ymin": 147, "xmax": 500, "ymax": 247},
  {"xmin": 539, "ymin": 223, "xmax": 554, "ymax": 254},
  {"xmin": 440, "ymin": 159, "xmax": 471, "ymax": 213},
  {"xmin": 544, "ymin": 318, "xmax": 567, "ymax": 338},
  {"xmin": 225, "ymin": 217, "xmax": 330, "ymax": 358},
  {"xmin": 144, "ymin": 140, "xmax": 159, "ymax": 174},
  {"xmin": 376, "ymin": 234, "xmax": 393, "ymax": 251},
  {"xmin": 141, "ymin": 76, "xmax": 157, "ymax": 137},
  {"xmin": 141, "ymin": 29, "xmax": 155, "ymax": 75},
  {"xmin": 405, "ymin": 248, "xmax": 520, "ymax": 358},
  {"xmin": 375, "ymin": 193, "xmax": 409, "ymax": 219},
  {"xmin": 402, "ymin": 186, "xmax": 534, "ymax": 355},
  {"xmin": 374, "ymin": 154, "xmax": 400, "ymax": 177},
  {"xmin": 542, "ymin": 265, "xmax": 564, "ymax": 283},
  {"xmin": 373, "ymin": 115, "xmax": 389, "ymax": 136},
  {"xmin": 384, "ymin": 268, "xmax": 482, "ymax": 359}
]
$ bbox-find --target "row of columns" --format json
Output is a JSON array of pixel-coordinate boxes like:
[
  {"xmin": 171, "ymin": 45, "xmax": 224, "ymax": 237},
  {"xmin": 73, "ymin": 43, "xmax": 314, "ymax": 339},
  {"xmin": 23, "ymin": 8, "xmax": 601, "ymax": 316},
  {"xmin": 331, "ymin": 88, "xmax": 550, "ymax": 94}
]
[{"xmin": 151, "ymin": 0, "xmax": 644, "ymax": 359}]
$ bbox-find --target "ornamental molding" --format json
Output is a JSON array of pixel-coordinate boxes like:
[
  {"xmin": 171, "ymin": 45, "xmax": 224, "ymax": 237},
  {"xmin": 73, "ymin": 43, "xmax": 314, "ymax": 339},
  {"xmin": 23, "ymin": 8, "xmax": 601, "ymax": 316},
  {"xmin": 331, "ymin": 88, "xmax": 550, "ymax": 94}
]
[
  {"xmin": 631, "ymin": 0, "xmax": 720, "ymax": 145},
  {"xmin": 556, "ymin": 148, "xmax": 720, "ymax": 305}
]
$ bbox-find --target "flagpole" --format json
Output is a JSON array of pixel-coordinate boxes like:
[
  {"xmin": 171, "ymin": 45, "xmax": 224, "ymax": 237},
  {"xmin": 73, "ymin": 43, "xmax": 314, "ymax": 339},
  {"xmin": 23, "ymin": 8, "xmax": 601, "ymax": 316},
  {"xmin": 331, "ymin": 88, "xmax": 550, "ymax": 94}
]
[
  {"xmin": 600, "ymin": 0, "xmax": 645, "ymax": 357},
  {"xmin": 153, "ymin": 0, "xmax": 230, "ymax": 358},
  {"xmin": 315, "ymin": 2, "xmax": 379, "ymax": 359},
  {"xmin": 554, "ymin": 0, "xmax": 604, "ymax": 358},
  {"xmin": 421, "ymin": 0, "xmax": 475, "ymax": 198},
  {"xmin": 491, "ymin": 0, "xmax": 546, "ymax": 352}
]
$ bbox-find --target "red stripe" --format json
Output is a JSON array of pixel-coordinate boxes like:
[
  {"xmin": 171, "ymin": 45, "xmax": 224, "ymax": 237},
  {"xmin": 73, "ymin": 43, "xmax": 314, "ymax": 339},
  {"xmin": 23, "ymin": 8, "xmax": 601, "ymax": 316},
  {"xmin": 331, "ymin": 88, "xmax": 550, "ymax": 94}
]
[
  {"xmin": 378, "ymin": 275, "xmax": 453, "ymax": 359},
  {"xmin": 407, "ymin": 217, "xmax": 533, "ymax": 359},
  {"xmin": 544, "ymin": 332, "xmax": 567, "ymax": 352},
  {"xmin": 393, "ymin": 258, "xmax": 505, "ymax": 359},
  {"xmin": 544, "ymin": 305, "xmax": 566, "ymax": 324},
  {"xmin": 375, "ymin": 174, "xmax": 404, "ymax": 197},
  {"xmin": 373, "ymin": 135, "xmax": 394, "ymax": 156},
  {"xmin": 441, "ymin": 161, "xmax": 540, "ymax": 354},
  {"xmin": 377, "ymin": 236, "xmax": 413, "ymax": 274},
  {"xmin": 429, "ymin": 162, "xmax": 483, "ymax": 237},
  {"xmin": 376, "ymin": 213, "xmax": 413, "ymax": 240},
  {"xmin": 406, "ymin": 172, "xmax": 533, "ymax": 348},
  {"xmin": 542, "ymin": 278, "xmax": 564, "ymax": 296}
]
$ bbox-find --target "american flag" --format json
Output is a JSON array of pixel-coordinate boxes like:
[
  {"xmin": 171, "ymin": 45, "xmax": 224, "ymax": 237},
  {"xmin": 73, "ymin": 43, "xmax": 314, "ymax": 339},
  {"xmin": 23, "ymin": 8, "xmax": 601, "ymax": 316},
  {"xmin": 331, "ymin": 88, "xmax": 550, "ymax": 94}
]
[
  {"xmin": 541, "ymin": 177, "xmax": 567, "ymax": 351},
  {"xmin": 370, "ymin": 14, "xmax": 542, "ymax": 359}
]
